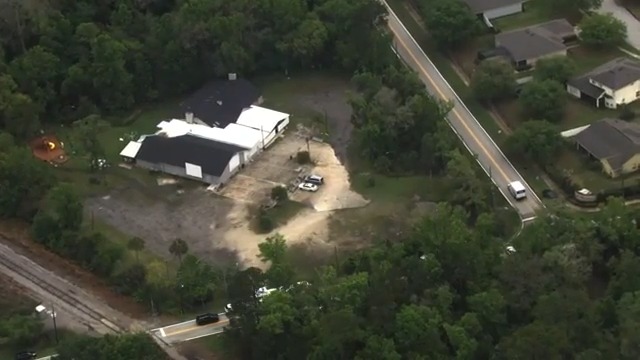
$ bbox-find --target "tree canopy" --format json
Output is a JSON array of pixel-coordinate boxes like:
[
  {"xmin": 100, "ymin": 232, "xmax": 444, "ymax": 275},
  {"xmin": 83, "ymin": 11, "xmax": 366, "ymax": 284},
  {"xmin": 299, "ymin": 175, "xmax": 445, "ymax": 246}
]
[
  {"xmin": 225, "ymin": 199, "xmax": 640, "ymax": 359},
  {"xmin": 520, "ymin": 80, "xmax": 567, "ymax": 122},
  {"xmin": 505, "ymin": 120, "xmax": 564, "ymax": 165},
  {"xmin": 56, "ymin": 333, "xmax": 168, "ymax": 360},
  {"xmin": 472, "ymin": 59, "xmax": 517, "ymax": 103},
  {"xmin": 534, "ymin": 57, "xmax": 576, "ymax": 84},
  {"xmin": 420, "ymin": 0, "xmax": 480, "ymax": 49},
  {"xmin": 0, "ymin": 0, "xmax": 393, "ymax": 138},
  {"xmin": 579, "ymin": 14, "xmax": 627, "ymax": 48}
]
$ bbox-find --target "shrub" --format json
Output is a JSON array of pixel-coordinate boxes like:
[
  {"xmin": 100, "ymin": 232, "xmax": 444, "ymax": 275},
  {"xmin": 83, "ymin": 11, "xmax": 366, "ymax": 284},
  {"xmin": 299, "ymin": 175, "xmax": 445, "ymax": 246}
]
[
  {"xmin": 296, "ymin": 151, "xmax": 311, "ymax": 164},
  {"xmin": 619, "ymin": 106, "xmax": 635, "ymax": 120},
  {"xmin": 271, "ymin": 186, "xmax": 288, "ymax": 202},
  {"xmin": 258, "ymin": 213, "xmax": 274, "ymax": 233}
]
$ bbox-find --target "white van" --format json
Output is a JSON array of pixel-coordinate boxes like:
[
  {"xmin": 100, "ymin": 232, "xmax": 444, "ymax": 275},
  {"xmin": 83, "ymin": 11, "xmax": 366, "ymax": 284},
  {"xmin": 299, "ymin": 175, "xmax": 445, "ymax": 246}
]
[{"xmin": 507, "ymin": 181, "xmax": 526, "ymax": 200}]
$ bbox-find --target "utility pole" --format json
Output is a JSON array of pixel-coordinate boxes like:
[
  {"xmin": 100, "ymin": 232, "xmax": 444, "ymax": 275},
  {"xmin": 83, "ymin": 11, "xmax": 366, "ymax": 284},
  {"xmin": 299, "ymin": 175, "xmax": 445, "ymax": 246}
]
[{"xmin": 51, "ymin": 304, "xmax": 59, "ymax": 344}]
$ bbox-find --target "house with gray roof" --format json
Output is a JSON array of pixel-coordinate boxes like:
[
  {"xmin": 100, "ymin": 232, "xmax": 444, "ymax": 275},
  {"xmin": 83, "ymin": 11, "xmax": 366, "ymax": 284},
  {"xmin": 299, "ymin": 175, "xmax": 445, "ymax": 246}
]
[
  {"xmin": 573, "ymin": 118, "xmax": 640, "ymax": 178},
  {"xmin": 463, "ymin": 0, "xmax": 527, "ymax": 22},
  {"xmin": 567, "ymin": 57, "xmax": 640, "ymax": 109},
  {"xmin": 494, "ymin": 19, "xmax": 576, "ymax": 70}
]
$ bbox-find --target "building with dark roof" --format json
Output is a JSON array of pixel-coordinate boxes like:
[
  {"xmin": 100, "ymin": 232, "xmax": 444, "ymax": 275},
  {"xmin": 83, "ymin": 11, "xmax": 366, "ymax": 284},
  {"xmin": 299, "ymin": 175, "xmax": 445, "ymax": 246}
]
[
  {"xmin": 133, "ymin": 134, "xmax": 246, "ymax": 185},
  {"xmin": 463, "ymin": 0, "xmax": 527, "ymax": 21},
  {"xmin": 573, "ymin": 118, "xmax": 640, "ymax": 177},
  {"xmin": 494, "ymin": 19, "xmax": 576, "ymax": 70},
  {"xmin": 177, "ymin": 75, "xmax": 263, "ymax": 128},
  {"xmin": 567, "ymin": 57, "xmax": 640, "ymax": 109}
]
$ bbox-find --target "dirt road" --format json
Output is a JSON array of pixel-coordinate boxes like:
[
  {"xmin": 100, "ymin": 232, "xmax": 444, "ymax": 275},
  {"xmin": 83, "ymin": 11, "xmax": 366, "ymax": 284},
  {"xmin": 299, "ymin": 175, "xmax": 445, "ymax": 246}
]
[{"xmin": 0, "ymin": 238, "xmax": 188, "ymax": 360}]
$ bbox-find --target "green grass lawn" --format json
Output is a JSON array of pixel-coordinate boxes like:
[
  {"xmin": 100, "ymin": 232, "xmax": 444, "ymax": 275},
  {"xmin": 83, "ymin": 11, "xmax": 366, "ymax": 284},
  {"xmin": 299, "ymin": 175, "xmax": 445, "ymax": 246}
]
[
  {"xmin": 492, "ymin": 1, "xmax": 551, "ymax": 31},
  {"xmin": 569, "ymin": 46, "xmax": 629, "ymax": 75},
  {"xmin": 556, "ymin": 149, "xmax": 640, "ymax": 192}
]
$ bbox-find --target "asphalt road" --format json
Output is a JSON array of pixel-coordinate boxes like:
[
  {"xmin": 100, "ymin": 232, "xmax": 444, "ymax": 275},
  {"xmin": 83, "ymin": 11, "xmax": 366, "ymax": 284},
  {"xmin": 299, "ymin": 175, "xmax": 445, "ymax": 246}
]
[
  {"xmin": 150, "ymin": 314, "xmax": 229, "ymax": 344},
  {"xmin": 384, "ymin": 3, "xmax": 543, "ymax": 221}
]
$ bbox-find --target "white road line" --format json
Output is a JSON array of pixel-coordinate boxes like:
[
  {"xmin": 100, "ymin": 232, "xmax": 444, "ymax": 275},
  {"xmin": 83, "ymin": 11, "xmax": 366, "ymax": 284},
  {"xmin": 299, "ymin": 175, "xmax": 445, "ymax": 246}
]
[{"xmin": 160, "ymin": 328, "xmax": 166, "ymax": 337}]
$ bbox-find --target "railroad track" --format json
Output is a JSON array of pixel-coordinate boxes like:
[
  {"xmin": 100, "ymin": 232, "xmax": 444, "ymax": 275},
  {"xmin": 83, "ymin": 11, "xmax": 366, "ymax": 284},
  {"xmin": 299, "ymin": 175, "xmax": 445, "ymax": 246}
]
[{"xmin": 0, "ymin": 240, "xmax": 123, "ymax": 334}]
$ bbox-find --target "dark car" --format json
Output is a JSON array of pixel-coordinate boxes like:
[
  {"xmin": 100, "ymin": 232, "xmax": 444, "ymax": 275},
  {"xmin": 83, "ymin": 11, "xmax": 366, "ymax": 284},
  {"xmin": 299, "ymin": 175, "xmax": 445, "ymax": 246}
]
[
  {"xmin": 15, "ymin": 351, "xmax": 37, "ymax": 360},
  {"xmin": 195, "ymin": 313, "xmax": 220, "ymax": 326}
]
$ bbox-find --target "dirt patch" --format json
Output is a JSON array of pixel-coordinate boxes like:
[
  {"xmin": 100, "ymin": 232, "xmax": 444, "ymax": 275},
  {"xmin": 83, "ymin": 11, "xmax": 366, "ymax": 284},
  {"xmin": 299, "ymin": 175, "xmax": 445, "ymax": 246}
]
[
  {"xmin": 29, "ymin": 134, "xmax": 69, "ymax": 164},
  {"xmin": 86, "ymin": 188, "xmax": 240, "ymax": 267},
  {"xmin": 290, "ymin": 140, "xmax": 369, "ymax": 211}
]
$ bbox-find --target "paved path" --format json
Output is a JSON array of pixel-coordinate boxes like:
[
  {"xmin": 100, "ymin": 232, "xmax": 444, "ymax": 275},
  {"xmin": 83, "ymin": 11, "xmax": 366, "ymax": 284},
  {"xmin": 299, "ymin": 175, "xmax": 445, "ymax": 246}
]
[
  {"xmin": 597, "ymin": 0, "xmax": 640, "ymax": 49},
  {"xmin": 384, "ymin": 2, "xmax": 543, "ymax": 221},
  {"xmin": 150, "ymin": 314, "xmax": 229, "ymax": 344}
]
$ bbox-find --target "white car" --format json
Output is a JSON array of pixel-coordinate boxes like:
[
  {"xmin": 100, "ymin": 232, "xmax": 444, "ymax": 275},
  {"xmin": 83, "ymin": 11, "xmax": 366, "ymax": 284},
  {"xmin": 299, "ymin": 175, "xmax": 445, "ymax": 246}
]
[{"xmin": 298, "ymin": 182, "xmax": 318, "ymax": 192}]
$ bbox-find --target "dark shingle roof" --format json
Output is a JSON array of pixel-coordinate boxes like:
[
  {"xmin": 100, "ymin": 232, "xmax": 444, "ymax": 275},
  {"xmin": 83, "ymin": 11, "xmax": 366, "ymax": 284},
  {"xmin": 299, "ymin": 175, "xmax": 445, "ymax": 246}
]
[
  {"xmin": 588, "ymin": 58, "xmax": 640, "ymax": 90},
  {"xmin": 495, "ymin": 20, "xmax": 573, "ymax": 62},
  {"xmin": 567, "ymin": 76, "xmax": 605, "ymax": 99},
  {"xmin": 463, "ymin": 0, "xmax": 525, "ymax": 13},
  {"xmin": 178, "ymin": 79, "xmax": 261, "ymax": 127},
  {"xmin": 574, "ymin": 118, "xmax": 640, "ymax": 171},
  {"xmin": 136, "ymin": 134, "xmax": 244, "ymax": 177}
]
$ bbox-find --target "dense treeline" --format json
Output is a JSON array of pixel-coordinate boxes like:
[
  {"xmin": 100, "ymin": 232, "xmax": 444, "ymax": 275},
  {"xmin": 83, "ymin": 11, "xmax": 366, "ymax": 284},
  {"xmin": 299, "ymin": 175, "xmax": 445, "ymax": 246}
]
[
  {"xmin": 0, "ymin": 0, "xmax": 390, "ymax": 138},
  {"xmin": 226, "ymin": 200, "xmax": 640, "ymax": 359},
  {"xmin": 56, "ymin": 333, "xmax": 168, "ymax": 360}
]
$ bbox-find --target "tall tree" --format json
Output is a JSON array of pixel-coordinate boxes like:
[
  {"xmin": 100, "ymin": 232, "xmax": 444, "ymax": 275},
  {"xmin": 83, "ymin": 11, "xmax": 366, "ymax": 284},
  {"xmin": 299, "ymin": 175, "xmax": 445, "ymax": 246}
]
[
  {"xmin": 127, "ymin": 236, "xmax": 145, "ymax": 262},
  {"xmin": 471, "ymin": 59, "xmax": 517, "ymax": 103},
  {"xmin": 579, "ymin": 14, "xmax": 627, "ymax": 48},
  {"xmin": 520, "ymin": 80, "xmax": 566, "ymax": 122},
  {"xmin": 422, "ymin": 0, "xmax": 480, "ymax": 49},
  {"xmin": 169, "ymin": 238, "xmax": 188, "ymax": 263}
]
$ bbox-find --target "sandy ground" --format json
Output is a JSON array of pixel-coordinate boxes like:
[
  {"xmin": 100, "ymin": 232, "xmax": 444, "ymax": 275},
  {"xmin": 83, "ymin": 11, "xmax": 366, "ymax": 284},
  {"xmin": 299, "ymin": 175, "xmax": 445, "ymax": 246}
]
[{"xmin": 86, "ymin": 85, "xmax": 366, "ymax": 269}]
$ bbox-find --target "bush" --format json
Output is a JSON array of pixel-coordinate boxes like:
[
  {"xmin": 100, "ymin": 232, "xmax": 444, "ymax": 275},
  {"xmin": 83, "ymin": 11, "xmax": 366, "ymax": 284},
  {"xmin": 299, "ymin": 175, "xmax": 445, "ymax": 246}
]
[
  {"xmin": 545, "ymin": 165, "xmax": 580, "ymax": 196},
  {"xmin": 258, "ymin": 213, "xmax": 274, "ymax": 233},
  {"xmin": 619, "ymin": 106, "xmax": 635, "ymax": 120},
  {"xmin": 271, "ymin": 186, "xmax": 288, "ymax": 202},
  {"xmin": 367, "ymin": 176, "xmax": 376, "ymax": 188},
  {"xmin": 296, "ymin": 151, "xmax": 311, "ymax": 164}
]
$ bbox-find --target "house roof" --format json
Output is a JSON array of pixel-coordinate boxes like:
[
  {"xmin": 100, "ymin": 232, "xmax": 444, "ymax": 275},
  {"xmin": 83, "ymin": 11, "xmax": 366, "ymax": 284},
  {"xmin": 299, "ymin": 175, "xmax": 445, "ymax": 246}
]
[
  {"xmin": 495, "ymin": 19, "xmax": 573, "ymax": 62},
  {"xmin": 463, "ymin": 0, "xmax": 524, "ymax": 13},
  {"xmin": 157, "ymin": 118, "xmax": 268, "ymax": 150},
  {"xmin": 119, "ymin": 141, "xmax": 142, "ymax": 158},
  {"xmin": 586, "ymin": 58, "xmax": 640, "ymax": 91},
  {"xmin": 235, "ymin": 106, "xmax": 289, "ymax": 132},
  {"xmin": 567, "ymin": 76, "xmax": 605, "ymax": 99},
  {"xmin": 135, "ymin": 134, "xmax": 245, "ymax": 177},
  {"xmin": 177, "ymin": 78, "xmax": 261, "ymax": 127},
  {"xmin": 574, "ymin": 118, "xmax": 640, "ymax": 171}
]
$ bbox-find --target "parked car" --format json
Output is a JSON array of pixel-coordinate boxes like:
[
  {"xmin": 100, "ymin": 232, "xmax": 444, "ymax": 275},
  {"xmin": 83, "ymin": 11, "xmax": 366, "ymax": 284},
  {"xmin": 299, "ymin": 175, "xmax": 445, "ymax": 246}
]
[
  {"xmin": 15, "ymin": 351, "xmax": 37, "ymax": 360},
  {"xmin": 195, "ymin": 313, "xmax": 220, "ymax": 326},
  {"xmin": 298, "ymin": 182, "xmax": 318, "ymax": 192},
  {"xmin": 304, "ymin": 175, "xmax": 324, "ymax": 185}
]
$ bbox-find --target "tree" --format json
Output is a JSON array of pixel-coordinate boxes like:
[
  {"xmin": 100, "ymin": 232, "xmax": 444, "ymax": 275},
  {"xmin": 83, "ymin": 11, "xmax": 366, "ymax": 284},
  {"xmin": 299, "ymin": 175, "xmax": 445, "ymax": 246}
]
[
  {"xmin": 422, "ymin": 0, "xmax": 480, "ymax": 49},
  {"xmin": 258, "ymin": 233, "xmax": 288, "ymax": 265},
  {"xmin": 520, "ymin": 80, "xmax": 566, "ymax": 122},
  {"xmin": 4, "ymin": 92, "xmax": 40, "ymax": 138},
  {"xmin": 56, "ymin": 333, "xmax": 168, "ymax": 360},
  {"xmin": 45, "ymin": 183, "xmax": 84, "ymax": 232},
  {"xmin": 127, "ymin": 236, "xmax": 145, "ymax": 262},
  {"xmin": 0, "ymin": 146, "xmax": 54, "ymax": 219},
  {"xmin": 176, "ymin": 255, "xmax": 217, "ymax": 307},
  {"xmin": 579, "ymin": 14, "xmax": 627, "ymax": 48},
  {"xmin": 73, "ymin": 114, "xmax": 106, "ymax": 171},
  {"xmin": 505, "ymin": 120, "xmax": 564, "ymax": 164},
  {"xmin": 169, "ymin": 238, "xmax": 188, "ymax": 263},
  {"xmin": 271, "ymin": 186, "xmax": 288, "ymax": 203},
  {"xmin": 471, "ymin": 59, "xmax": 517, "ymax": 103},
  {"xmin": 0, "ymin": 314, "xmax": 43, "ymax": 347},
  {"xmin": 534, "ymin": 57, "xmax": 576, "ymax": 83}
]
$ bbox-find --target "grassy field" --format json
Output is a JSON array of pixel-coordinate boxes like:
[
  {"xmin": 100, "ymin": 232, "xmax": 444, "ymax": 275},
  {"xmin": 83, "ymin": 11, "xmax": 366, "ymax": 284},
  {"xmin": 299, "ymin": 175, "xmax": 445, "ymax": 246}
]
[{"xmin": 556, "ymin": 149, "xmax": 640, "ymax": 192}]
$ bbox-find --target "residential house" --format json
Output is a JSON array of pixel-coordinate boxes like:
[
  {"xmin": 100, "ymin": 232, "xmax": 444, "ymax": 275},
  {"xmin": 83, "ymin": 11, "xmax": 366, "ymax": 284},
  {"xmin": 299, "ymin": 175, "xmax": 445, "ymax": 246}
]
[
  {"xmin": 494, "ymin": 19, "xmax": 576, "ymax": 70},
  {"xmin": 463, "ymin": 0, "xmax": 527, "ymax": 23},
  {"xmin": 573, "ymin": 118, "xmax": 640, "ymax": 177},
  {"xmin": 567, "ymin": 57, "xmax": 640, "ymax": 109}
]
